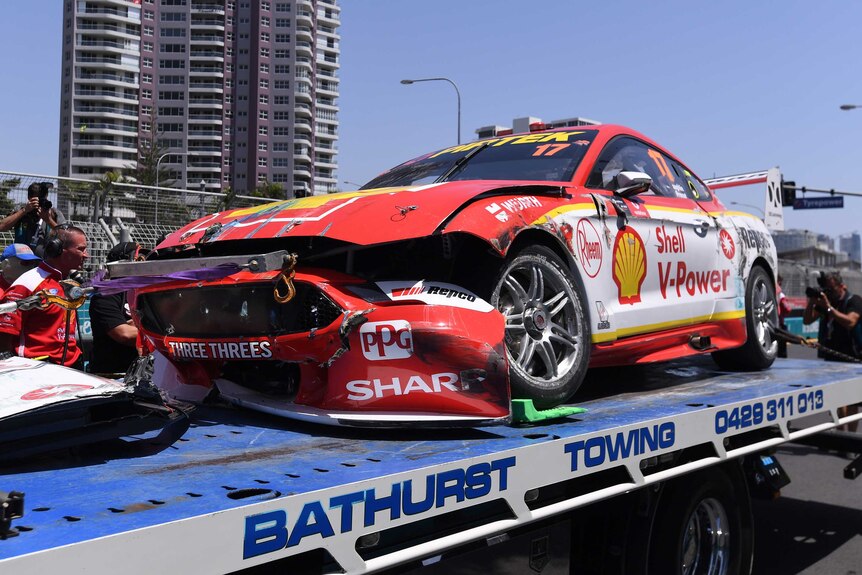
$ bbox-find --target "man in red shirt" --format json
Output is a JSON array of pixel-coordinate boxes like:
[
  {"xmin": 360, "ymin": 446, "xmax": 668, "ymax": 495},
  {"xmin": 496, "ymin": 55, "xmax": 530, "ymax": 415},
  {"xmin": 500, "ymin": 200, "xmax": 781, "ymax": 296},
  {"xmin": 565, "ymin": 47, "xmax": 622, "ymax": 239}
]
[
  {"xmin": 44, "ymin": 224, "xmax": 89, "ymax": 280},
  {"xmin": 0, "ymin": 239, "xmax": 85, "ymax": 369}
]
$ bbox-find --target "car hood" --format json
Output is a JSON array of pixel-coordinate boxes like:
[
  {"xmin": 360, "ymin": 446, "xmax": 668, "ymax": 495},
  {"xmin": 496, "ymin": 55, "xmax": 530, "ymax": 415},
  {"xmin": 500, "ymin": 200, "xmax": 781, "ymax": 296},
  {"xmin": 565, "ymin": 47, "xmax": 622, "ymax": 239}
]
[{"xmin": 160, "ymin": 181, "xmax": 561, "ymax": 248}]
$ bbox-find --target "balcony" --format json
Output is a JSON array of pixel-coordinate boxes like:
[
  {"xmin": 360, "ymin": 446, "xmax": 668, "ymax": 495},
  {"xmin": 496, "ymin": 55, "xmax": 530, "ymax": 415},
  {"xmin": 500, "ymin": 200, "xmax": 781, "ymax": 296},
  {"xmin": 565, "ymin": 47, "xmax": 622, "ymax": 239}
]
[
  {"xmin": 187, "ymin": 129, "xmax": 222, "ymax": 138},
  {"xmin": 74, "ymin": 122, "xmax": 138, "ymax": 134},
  {"xmin": 188, "ymin": 114, "xmax": 224, "ymax": 122},
  {"xmin": 189, "ymin": 67, "xmax": 224, "ymax": 77},
  {"xmin": 80, "ymin": 7, "xmax": 140, "ymax": 23},
  {"xmin": 190, "ymin": 34, "xmax": 225, "ymax": 45},
  {"xmin": 191, "ymin": 4, "xmax": 225, "ymax": 15},
  {"xmin": 296, "ymin": 26, "xmax": 314, "ymax": 41},
  {"xmin": 80, "ymin": 39, "xmax": 139, "ymax": 51},
  {"xmin": 77, "ymin": 22, "xmax": 140, "ymax": 37},
  {"xmin": 75, "ymin": 105, "xmax": 138, "ymax": 117},
  {"xmin": 75, "ymin": 89, "xmax": 138, "ymax": 101},
  {"xmin": 188, "ymin": 97, "xmax": 223, "ymax": 106}
]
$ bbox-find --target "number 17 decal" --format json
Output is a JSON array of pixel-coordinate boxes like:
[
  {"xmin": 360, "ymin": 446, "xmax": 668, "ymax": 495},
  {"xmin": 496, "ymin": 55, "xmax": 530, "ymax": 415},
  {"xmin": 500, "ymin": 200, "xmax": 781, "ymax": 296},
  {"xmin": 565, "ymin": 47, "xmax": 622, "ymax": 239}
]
[{"xmin": 533, "ymin": 143, "xmax": 571, "ymax": 157}]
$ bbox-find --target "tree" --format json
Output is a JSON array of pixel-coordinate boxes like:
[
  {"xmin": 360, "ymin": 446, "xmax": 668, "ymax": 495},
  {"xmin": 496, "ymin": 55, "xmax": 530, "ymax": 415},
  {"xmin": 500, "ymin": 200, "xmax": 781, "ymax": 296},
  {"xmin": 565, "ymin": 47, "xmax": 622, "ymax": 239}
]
[
  {"xmin": 217, "ymin": 186, "xmax": 238, "ymax": 212},
  {"xmin": 95, "ymin": 170, "xmax": 125, "ymax": 222},
  {"xmin": 57, "ymin": 180, "xmax": 96, "ymax": 220},
  {"xmin": 0, "ymin": 177, "xmax": 21, "ymax": 216},
  {"xmin": 252, "ymin": 180, "xmax": 287, "ymax": 201},
  {"xmin": 127, "ymin": 113, "xmax": 175, "ymax": 187}
]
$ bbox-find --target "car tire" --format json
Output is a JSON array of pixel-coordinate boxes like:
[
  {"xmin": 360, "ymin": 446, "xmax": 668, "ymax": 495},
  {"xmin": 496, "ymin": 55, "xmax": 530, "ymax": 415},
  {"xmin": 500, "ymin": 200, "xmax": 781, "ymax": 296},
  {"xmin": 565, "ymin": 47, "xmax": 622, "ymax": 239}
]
[
  {"xmin": 488, "ymin": 245, "xmax": 590, "ymax": 409},
  {"xmin": 712, "ymin": 266, "xmax": 778, "ymax": 371},
  {"xmin": 647, "ymin": 466, "xmax": 754, "ymax": 575}
]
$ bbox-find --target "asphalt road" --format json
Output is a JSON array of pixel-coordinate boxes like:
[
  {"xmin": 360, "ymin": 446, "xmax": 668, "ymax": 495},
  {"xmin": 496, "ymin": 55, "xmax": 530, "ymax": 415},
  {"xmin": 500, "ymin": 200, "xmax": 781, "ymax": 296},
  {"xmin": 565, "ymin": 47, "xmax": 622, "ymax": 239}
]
[{"xmin": 751, "ymin": 344, "xmax": 862, "ymax": 575}]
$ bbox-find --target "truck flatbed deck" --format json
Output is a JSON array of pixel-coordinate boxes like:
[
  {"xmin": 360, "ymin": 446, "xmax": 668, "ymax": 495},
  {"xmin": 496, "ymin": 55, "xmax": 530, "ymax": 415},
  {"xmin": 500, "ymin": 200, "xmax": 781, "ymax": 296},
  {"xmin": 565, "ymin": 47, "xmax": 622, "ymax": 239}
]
[{"xmin": 2, "ymin": 357, "xmax": 861, "ymax": 574}]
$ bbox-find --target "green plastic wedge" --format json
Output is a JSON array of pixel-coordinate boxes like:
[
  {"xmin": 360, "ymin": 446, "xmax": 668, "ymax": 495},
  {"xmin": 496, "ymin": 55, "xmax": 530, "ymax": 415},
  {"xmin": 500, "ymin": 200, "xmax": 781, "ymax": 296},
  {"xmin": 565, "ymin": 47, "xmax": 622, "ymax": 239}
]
[{"xmin": 511, "ymin": 399, "xmax": 587, "ymax": 424}]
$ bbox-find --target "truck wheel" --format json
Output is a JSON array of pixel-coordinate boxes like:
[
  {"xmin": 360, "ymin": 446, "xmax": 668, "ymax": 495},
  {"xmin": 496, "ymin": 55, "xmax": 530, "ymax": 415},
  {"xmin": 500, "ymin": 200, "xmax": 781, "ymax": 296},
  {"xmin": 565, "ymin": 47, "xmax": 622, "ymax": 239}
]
[
  {"xmin": 712, "ymin": 266, "xmax": 778, "ymax": 371},
  {"xmin": 489, "ymin": 246, "xmax": 590, "ymax": 409},
  {"xmin": 648, "ymin": 466, "xmax": 753, "ymax": 575}
]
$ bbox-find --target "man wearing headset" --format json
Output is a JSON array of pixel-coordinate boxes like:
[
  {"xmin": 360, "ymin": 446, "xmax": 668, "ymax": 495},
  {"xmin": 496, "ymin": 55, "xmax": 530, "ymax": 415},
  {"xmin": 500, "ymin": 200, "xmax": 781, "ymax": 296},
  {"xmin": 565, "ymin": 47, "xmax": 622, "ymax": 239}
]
[
  {"xmin": 43, "ymin": 224, "xmax": 89, "ymax": 281},
  {"xmin": 0, "ymin": 226, "xmax": 89, "ymax": 369}
]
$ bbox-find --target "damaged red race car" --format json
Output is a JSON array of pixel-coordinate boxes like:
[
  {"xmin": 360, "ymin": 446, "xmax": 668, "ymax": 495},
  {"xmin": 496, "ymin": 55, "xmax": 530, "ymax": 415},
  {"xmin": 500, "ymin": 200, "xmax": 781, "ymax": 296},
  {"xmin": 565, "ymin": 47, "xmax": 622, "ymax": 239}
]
[{"xmin": 112, "ymin": 124, "xmax": 779, "ymax": 426}]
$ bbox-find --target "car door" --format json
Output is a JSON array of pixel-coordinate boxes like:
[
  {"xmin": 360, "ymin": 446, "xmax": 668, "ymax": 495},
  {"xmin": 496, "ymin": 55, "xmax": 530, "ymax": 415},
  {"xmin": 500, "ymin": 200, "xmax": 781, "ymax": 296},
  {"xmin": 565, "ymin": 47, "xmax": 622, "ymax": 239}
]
[{"xmin": 582, "ymin": 137, "xmax": 722, "ymax": 340}]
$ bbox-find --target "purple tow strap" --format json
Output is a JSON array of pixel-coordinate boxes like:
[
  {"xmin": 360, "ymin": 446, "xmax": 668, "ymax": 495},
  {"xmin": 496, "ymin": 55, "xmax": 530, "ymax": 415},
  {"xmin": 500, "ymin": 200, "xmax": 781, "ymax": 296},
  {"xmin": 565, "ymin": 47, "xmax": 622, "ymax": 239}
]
[{"xmin": 88, "ymin": 264, "xmax": 242, "ymax": 295}]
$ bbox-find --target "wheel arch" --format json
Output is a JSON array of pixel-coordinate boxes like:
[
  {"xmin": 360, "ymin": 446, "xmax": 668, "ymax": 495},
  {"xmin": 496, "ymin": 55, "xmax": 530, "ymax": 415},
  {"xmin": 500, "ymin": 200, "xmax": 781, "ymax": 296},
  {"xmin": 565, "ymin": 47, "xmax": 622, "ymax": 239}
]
[
  {"xmin": 507, "ymin": 227, "xmax": 578, "ymax": 271},
  {"xmin": 749, "ymin": 256, "xmax": 776, "ymax": 286}
]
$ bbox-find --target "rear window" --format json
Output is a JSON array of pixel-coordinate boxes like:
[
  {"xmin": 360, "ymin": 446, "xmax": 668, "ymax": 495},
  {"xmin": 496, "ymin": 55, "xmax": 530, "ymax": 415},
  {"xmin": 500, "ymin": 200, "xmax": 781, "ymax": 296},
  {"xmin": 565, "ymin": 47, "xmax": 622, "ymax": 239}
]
[{"xmin": 363, "ymin": 130, "xmax": 596, "ymax": 189}]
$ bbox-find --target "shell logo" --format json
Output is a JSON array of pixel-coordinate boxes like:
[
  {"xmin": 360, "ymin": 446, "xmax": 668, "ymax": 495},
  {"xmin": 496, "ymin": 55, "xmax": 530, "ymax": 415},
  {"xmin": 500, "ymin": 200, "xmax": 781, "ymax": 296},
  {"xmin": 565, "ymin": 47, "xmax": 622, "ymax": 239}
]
[{"xmin": 613, "ymin": 228, "xmax": 647, "ymax": 304}]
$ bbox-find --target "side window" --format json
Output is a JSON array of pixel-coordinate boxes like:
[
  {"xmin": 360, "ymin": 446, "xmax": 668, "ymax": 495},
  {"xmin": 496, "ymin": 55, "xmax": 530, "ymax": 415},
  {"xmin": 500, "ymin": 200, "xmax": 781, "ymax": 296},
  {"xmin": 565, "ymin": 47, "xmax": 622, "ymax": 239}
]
[
  {"xmin": 587, "ymin": 137, "xmax": 646, "ymax": 190},
  {"xmin": 671, "ymin": 160, "xmax": 712, "ymax": 201},
  {"xmin": 587, "ymin": 137, "xmax": 676, "ymax": 197}
]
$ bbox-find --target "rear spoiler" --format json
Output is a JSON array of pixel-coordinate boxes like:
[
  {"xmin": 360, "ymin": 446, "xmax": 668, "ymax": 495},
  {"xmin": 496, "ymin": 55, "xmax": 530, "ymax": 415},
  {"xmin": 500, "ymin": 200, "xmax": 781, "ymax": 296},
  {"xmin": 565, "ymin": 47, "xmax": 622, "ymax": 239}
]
[{"xmin": 704, "ymin": 167, "xmax": 784, "ymax": 231}]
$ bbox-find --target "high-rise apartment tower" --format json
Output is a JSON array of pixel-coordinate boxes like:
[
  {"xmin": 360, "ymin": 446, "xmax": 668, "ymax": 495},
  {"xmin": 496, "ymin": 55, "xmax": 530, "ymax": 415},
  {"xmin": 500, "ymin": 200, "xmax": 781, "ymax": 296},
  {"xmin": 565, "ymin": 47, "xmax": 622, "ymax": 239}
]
[{"xmin": 58, "ymin": 0, "xmax": 340, "ymax": 196}]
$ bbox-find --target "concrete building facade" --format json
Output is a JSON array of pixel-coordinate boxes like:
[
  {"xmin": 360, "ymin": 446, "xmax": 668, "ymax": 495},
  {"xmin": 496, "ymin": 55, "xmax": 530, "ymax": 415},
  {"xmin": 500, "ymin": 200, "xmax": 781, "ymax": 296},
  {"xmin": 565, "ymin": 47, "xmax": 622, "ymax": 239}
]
[
  {"xmin": 838, "ymin": 232, "xmax": 862, "ymax": 265},
  {"xmin": 58, "ymin": 0, "xmax": 339, "ymax": 196}
]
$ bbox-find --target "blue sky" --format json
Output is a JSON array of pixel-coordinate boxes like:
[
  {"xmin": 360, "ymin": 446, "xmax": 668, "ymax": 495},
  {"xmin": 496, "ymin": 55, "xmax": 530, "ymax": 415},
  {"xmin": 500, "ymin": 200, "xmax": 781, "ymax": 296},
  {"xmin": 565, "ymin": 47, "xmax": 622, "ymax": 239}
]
[{"xmin": 2, "ymin": 1, "xmax": 862, "ymax": 237}]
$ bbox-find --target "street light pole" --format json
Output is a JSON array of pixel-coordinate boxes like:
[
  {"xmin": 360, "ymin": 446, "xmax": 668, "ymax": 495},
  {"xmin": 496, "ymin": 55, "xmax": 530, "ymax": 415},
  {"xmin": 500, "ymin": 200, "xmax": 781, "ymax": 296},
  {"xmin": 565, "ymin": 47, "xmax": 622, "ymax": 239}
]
[
  {"xmin": 729, "ymin": 201, "xmax": 765, "ymax": 218},
  {"xmin": 840, "ymin": 104, "xmax": 862, "ymax": 111},
  {"xmin": 400, "ymin": 77, "xmax": 461, "ymax": 145}
]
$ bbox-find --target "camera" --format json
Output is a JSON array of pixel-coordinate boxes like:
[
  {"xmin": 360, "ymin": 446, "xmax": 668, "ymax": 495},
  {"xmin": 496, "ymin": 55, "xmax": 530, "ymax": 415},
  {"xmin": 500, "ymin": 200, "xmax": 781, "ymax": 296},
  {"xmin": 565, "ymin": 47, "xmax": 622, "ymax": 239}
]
[
  {"xmin": 805, "ymin": 286, "xmax": 821, "ymax": 299},
  {"xmin": 28, "ymin": 182, "xmax": 53, "ymax": 211}
]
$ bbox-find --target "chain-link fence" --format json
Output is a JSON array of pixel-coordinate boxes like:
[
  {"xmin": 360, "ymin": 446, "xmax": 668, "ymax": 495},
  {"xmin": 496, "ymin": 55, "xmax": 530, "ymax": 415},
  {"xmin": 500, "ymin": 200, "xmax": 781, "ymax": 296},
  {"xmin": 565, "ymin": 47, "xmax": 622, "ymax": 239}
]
[
  {"xmin": 0, "ymin": 170, "xmax": 270, "ymax": 271},
  {"xmin": 777, "ymin": 259, "xmax": 862, "ymax": 298}
]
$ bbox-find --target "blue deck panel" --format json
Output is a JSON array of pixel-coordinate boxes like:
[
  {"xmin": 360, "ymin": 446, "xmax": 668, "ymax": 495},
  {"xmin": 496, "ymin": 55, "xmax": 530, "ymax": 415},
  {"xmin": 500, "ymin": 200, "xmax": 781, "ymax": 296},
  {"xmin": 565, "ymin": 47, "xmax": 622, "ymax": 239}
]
[{"xmin": 1, "ymin": 357, "xmax": 860, "ymax": 560}]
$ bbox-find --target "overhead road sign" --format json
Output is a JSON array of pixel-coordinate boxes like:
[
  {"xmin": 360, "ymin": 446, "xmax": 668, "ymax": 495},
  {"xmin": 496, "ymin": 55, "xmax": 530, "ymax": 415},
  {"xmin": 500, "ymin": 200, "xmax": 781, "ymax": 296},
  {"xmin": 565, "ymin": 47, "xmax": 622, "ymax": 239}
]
[{"xmin": 793, "ymin": 196, "xmax": 844, "ymax": 210}]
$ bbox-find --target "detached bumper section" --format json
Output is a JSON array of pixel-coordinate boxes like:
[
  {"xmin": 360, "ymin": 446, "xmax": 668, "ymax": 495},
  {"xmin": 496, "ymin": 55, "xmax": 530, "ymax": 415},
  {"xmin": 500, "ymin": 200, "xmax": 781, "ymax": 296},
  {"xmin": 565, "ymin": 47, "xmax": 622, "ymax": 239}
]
[{"xmin": 135, "ymin": 269, "xmax": 511, "ymax": 425}]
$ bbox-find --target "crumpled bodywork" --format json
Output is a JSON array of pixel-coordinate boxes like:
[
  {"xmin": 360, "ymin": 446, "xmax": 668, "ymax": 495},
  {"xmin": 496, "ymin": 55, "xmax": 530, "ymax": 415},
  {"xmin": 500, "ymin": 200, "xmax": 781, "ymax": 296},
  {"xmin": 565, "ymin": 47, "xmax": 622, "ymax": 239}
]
[{"xmin": 134, "ymin": 269, "xmax": 510, "ymax": 426}]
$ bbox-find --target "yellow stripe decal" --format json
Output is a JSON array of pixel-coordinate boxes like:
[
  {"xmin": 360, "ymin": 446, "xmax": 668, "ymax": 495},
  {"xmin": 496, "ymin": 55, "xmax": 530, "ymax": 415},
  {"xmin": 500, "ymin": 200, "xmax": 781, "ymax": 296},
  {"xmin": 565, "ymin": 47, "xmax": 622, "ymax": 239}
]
[
  {"xmin": 590, "ymin": 310, "xmax": 745, "ymax": 343},
  {"xmin": 530, "ymin": 203, "xmax": 595, "ymax": 224}
]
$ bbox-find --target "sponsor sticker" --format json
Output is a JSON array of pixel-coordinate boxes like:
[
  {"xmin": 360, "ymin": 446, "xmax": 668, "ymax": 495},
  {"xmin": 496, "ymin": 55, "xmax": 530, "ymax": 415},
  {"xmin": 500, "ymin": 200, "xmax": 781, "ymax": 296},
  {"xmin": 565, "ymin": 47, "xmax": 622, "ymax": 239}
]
[
  {"xmin": 656, "ymin": 224, "xmax": 686, "ymax": 254},
  {"xmin": 377, "ymin": 281, "xmax": 494, "ymax": 312},
  {"xmin": 346, "ymin": 372, "xmax": 461, "ymax": 401},
  {"xmin": 485, "ymin": 203, "xmax": 509, "ymax": 222},
  {"xmin": 719, "ymin": 229, "xmax": 736, "ymax": 260},
  {"xmin": 612, "ymin": 228, "xmax": 647, "ymax": 305},
  {"xmin": 595, "ymin": 301, "xmax": 611, "ymax": 330},
  {"xmin": 576, "ymin": 218, "xmax": 602, "ymax": 278},
  {"xmin": 360, "ymin": 320, "xmax": 413, "ymax": 361},
  {"xmin": 167, "ymin": 340, "xmax": 273, "ymax": 360}
]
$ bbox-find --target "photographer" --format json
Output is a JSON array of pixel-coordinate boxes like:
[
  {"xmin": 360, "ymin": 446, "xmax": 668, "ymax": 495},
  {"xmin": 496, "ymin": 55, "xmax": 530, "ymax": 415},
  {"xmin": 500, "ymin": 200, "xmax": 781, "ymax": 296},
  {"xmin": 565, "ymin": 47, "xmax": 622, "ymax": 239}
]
[
  {"xmin": 803, "ymin": 271, "xmax": 861, "ymax": 431},
  {"xmin": 0, "ymin": 182, "xmax": 66, "ymax": 258}
]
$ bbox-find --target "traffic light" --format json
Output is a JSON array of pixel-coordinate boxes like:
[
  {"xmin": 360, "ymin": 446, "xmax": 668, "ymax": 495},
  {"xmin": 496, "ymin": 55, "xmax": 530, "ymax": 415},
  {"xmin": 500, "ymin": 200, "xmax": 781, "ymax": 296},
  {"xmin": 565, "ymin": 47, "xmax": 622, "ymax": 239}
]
[{"xmin": 781, "ymin": 180, "xmax": 796, "ymax": 207}]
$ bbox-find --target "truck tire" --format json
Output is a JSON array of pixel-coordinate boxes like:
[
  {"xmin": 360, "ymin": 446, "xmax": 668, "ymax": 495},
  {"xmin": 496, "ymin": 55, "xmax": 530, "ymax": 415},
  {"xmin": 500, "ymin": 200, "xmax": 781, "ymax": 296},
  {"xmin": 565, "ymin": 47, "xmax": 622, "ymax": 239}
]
[
  {"xmin": 488, "ymin": 245, "xmax": 591, "ymax": 409},
  {"xmin": 712, "ymin": 266, "xmax": 778, "ymax": 371},
  {"xmin": 647, "ymin": 465, "xmax": 754, "ymax": 575}
]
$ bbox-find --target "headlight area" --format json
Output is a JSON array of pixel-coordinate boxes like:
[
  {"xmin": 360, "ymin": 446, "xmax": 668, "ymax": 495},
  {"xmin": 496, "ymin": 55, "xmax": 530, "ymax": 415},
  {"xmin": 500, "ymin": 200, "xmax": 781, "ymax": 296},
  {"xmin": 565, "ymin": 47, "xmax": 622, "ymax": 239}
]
[{"xmin": 134, "ymin": 272, "xmax": 512, "ymax": 422}]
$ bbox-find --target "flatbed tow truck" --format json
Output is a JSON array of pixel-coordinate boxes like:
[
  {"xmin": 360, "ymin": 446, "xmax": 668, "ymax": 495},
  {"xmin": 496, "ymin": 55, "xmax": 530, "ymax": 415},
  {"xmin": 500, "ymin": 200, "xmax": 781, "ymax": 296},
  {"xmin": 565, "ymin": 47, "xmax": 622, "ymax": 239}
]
[{"xmin": 1, "ymin": 356, "xmax": 861, "ymax": 575}]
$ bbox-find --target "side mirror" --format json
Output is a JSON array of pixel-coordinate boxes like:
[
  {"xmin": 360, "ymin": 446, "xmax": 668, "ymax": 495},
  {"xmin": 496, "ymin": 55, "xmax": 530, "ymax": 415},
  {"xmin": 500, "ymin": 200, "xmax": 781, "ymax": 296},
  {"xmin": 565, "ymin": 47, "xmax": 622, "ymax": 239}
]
[{"xmin": 614, "ymin": 171, "xmax": 652, "ymax": 198}]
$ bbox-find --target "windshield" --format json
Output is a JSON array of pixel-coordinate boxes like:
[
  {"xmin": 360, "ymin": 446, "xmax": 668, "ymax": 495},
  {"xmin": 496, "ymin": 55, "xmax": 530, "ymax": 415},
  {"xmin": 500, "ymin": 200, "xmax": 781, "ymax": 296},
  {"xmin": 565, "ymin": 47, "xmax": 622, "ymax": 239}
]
[{"xmin": 362, "ymin": 130, "xmax": 597, "ymax": 189}]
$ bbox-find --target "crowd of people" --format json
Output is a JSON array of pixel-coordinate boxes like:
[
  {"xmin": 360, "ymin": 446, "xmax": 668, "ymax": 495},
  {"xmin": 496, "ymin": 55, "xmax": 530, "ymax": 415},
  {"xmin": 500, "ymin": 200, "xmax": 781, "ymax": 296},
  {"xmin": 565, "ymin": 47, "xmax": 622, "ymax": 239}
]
[{"xmin": 0, "ymin": 200, "xmax": 144, "ymax": 375}]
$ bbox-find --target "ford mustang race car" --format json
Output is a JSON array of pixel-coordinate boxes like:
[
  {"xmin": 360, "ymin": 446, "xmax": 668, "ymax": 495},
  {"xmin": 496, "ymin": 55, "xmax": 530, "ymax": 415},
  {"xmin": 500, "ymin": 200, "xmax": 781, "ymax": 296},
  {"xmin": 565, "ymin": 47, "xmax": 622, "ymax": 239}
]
[{"xmin": 114, "ymin": 124, "xmax": 779, "ymax": 426}]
